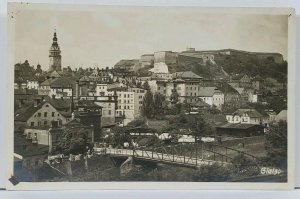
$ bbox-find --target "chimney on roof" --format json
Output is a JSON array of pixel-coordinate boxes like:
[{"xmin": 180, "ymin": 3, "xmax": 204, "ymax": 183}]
[
  {"xmin": 52, "ymin": 94, "xmax": 56, "ymax": 99},
  {"xmin": 33, "ymin": 98, "xmax": 40, "ymax": 107}
]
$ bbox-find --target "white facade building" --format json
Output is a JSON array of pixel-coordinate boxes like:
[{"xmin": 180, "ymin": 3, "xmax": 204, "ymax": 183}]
[
  {"xmin": 225, "ymin": 109, "xmax": 267, "ymax": 125},
  {"xmin": 27, "ymin": 80, "xmax": 39, "ymax": 90},
  {"xmin": 198, "ymin": 87, "xmax": 224, "ymax": 109}
]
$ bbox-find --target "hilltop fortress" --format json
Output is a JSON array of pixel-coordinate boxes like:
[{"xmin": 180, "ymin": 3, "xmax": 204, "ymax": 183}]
[{"xmin": 114, "ymin": 48, "xmax": 284, "ymax": 72}]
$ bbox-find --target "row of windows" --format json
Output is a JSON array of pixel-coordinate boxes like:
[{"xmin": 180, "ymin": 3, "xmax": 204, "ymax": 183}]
[
  {"xmin": 229, "ymin": 116, "xmax": 261, "ymax": 122},
  {"xmin": 118, "ymin": 105, "xmax": 133, "ymax": 110},
  {"xmin": 131, "ymin": 89, "xmax": 145, "ymax": 93},
  {"xmin": 30, "ymin": 120, "xmax": 63, "ymax": 127},
  {"xmin": 187, "ymin": 93, "xmax": 197, "ymax": 96},
  {"xmin": 118, "ymin": 93, "xmax": 134, "ymax": 98},
  {"xmin": 97, "ymin": 86, "xmax": 107, "ymax": 90},
  {"xmin": 213, "ymin": 98, "xmax": 224, "ymax": 101},
  {"xmin": 34, "ymin": 112, "xmax": 59, "ymax": 118},
  {"xmin": 158, "ymin": 86, "xmax": 199, "ymax": 91},
  {"xmin": 225, "ymin": 98, "xmax": 240, "ymax": 101},
  {"xmin": 186, "ymin": 86, "xmax": 198, "ymax": 90},
  {"xmin": 116, "ymin": 110, "xmax": 124, "ymax": 115}
]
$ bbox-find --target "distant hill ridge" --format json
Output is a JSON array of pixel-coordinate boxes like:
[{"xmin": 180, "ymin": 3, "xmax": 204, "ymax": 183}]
[{"xmin": 113, "ymin": 48, "xmax": 287, "ymax": 81}]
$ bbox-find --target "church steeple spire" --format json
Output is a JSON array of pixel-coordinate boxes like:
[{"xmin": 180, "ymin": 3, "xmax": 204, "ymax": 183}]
[
  {"xmin": 53, "ymin": 32, "xmax": 57, "ymax": 42},
  {"xmin": 49, "ymin": 29, "xmax": 62, "ymax": 72},
  {"xmin": 52, "ymin": 30, "xmax": 58, "ymax": 46}
]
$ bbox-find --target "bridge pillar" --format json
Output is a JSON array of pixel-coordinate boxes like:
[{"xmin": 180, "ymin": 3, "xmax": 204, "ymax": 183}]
[{"xmin": 120, "ymin": 157, "xmax": 133, "ymax": 176}]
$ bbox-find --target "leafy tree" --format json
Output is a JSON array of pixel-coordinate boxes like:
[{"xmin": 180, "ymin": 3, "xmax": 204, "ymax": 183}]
[
  {"xmin": 56, "ymin": 128, "xmax": 90, "ymax": 155},
  {"xmin": 132, "ymin": 78, "xmax": 137, "ymax": 86},
  {"xmin": 266, "ymin": 96, "xmax": 287, "ymax": 114},
  {"xmin": 127, "ymin": 118, "xmax": 146, "ymax": 127},
  {"xmin": 153, "ymin": 93, "xmax": 165, "ymax": 117},
  {"xmin": 142, "ymin": 80, "xmax": 151, "ymax": 91},
  {"xmin": 137, "ymin": 135, "xmax": 159, "ymax": 147},
  {"xmin": 114, "ymin": 128, "xmax": 129, "ymax": 147},
  {"xmin": 210, "ymin": 105, "xmax": 221, "ymax": 114},
  {"xmin": 189, "ymin": 115, "xmax": 215, "ymax": 140},
  {"xmin": 170, "ymin": 89, "xmax": 179, "ymax": 104},
  {"xmin": 136, "ymin": 80, "xmax": 142, "ymax": 88},
  {"xmin": 106, "ymin": 127, "xmax": 130, "ymax": 147},
  {"xmin": 216, "ymin": 54, "xmax": 287, "ymax": 82},
  {"xmin": 166, "ymin": 114, "xmax": 215, "ymax": 140},
  {"xmin": 141, "ymin": 90, "xmax": 154, "ymax": 118},
  {"xmin": 265, "ymin": 121, "xmax": 287, "ymax": 169},
  {"xmin": 231, "ymin": 154, "xmax": 260, "ymax": 177}
]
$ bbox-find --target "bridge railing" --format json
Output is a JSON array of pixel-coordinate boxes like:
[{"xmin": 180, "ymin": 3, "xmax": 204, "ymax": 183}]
[
  {"xmin": 148, "ymin": 142, "xmax": 257, "ymax": 164},
  {"xmin": 93, "ymin": 147, "xmax": 229, "ymax": 167}
]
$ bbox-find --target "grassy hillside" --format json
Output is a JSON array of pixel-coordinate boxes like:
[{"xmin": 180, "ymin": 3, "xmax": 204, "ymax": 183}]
[
  {"xmin": 214, "ymin": 54, "xmax": 287, "ymax": 81},
  {"xmin": 176, "ymin": 55, "xmax": 227, "ymax": 79},
  {"xmin": 113, "ymin": 52, "xmax": 287, "ymax": 82}
]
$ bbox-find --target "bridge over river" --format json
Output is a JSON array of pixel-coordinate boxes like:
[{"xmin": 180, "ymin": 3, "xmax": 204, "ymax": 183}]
[{"xmin": 94, "ymin": 143, "xmax": 258, "ymax": 168}]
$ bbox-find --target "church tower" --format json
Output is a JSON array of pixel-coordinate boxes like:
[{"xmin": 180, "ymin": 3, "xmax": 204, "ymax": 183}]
[{"xmin": 49, "ymin": 31, "xmax": 62, "ymax": 71}]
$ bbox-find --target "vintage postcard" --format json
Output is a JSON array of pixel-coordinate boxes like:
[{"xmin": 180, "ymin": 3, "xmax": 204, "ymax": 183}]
[{"xmin": 6, "ymin": 3, "xmax": 296, "ymax": 190}]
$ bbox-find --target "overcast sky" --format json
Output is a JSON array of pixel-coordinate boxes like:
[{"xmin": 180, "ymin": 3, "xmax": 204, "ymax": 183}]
[{"xmin": 14, "ymin": 6, "xmax": 288, "ymax": 70}]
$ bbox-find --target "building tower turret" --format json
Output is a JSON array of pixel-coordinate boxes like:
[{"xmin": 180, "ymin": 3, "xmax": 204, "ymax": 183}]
[{"xmin": 49, "ymin": 31, "xmax": 62, "ymax": 71}]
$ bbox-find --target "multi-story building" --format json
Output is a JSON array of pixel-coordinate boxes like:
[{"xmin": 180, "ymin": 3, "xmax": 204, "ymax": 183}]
[
  {"xmin": 128, "ymin": 87, "xmax": 146, "ymax": 118},
  {"xmin": 77, "ymin": 83, "xmax": 117, "ymax": 127},
  {"xmin": 27, "ymin": 79, "xmax": 39, "ymax": 90},
  {"xmin": 217, "ymin": 83, "xmax": 241, "ymax": 105},
  {"xmin": 156, "ymin": 71, "xmax": 202, "ymax": 103},
  {"xmin": 38, "ymin": 77, "xmax": 74, "ymax": 98},
  {"xmin": 18, "ymin": 98, "xmax": 102, "ymax": 152},
  {"xmin": 107, "ymin": 86, "xmax": 146, "ymax": 125},
  {"xmin": 230, "ymin": 74, "xmax": 252, "ymax": 88},
  {"xmin": 15, "ymin": 96, "xmax": 72, "ymax": 129},
  {"xmin": 115, "ymin": 91, "xmax": 135, "ymax": 123},
  {"xmin": 225, "ymin": 109, "xmax": 268, "ymax": 126},
  {"xmin": 198, "ymin": 87, "xmax": 224, "ymax": 109}
]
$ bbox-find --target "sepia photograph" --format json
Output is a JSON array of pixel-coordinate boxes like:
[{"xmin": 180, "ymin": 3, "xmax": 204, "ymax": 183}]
[{"xmin": 6, "ymin": 3, "xmax": 296, "ymax": 190}]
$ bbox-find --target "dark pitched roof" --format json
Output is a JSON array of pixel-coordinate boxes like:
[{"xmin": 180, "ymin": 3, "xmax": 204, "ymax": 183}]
[
  {"xmin": 40, "ymin": 78, "xmax": 54, "ymax": 86},
  {"xmin": 50, "ymin": 77, "xmax": 74, "ymax": 88},
  {"xmin": 44, "ymin": 96, "xmax": 71, "ymax": 109},
  {"xmin": 173, "ymin": 71, "xmax": 202, "ymax": 79},
  {"xmin": 217, "ymin": 83, "xmax": 240, "ymax": 95},
  {"xmin": 232, "ymin": 109, "xmax": 263, "ymax": 118},
  {"xmin": 15, "ymin": 97, "xmax": 73, "ymax": 122},
  {"xmin": 198, "ymin": 87, "xmax": 220, "ymax": 97},
  {"xmin": 191, "ymin": 99, "xmax": 210, "ymax": 107},
  {"xmin": 14, "ymin": 102, "xmax": 45, "ymax": 122},
  {"xmin": 77, "ymin": 100, "xmax": 102, "ymax": 109}
]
